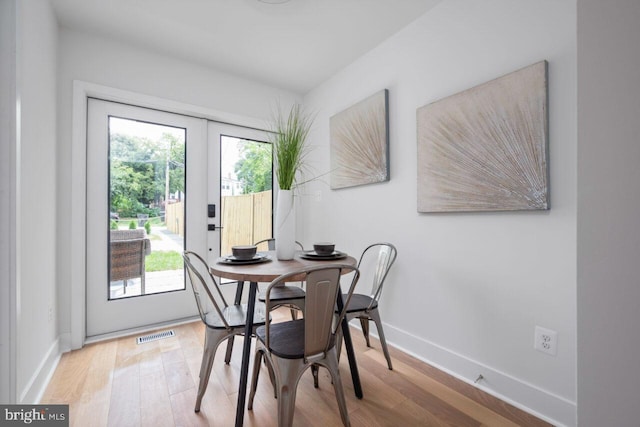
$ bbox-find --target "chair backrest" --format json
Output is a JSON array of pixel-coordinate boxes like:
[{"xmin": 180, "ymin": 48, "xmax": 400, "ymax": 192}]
[
  {"xmin": 183, "ymin": 251, "xmax": 231, "ymax": 328},
  {"xmin": 111, "ymin": 229, "xmax": 146, "ymax": 241},
  {"xmin": 110, "ymin": 239, "xmax": 146, "ymax": 281},
  {"xmin": 357, "ymin": 243, "xmax": 397, "ymax": 304},
  {"xmin": 110, "ymin": 229, "xmax": 151, "ymax": 255},
  {"xmin": 253, "ymin": 238, "xmax": 304, "ymax": 252},
  {"xmin": 263, "ymin": 264, "xmax": 360, "ymax": 361}
]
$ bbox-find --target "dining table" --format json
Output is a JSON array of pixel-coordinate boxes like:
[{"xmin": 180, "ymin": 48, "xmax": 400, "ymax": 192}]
[{"xmin": 210, "ymin": 249, "xmax": 363, "ymax": 427}]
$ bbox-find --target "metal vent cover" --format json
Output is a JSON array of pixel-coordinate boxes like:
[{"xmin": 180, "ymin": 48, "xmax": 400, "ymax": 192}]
[{"xmin": 136, "ymin": 329, "xmax": 175, "ymax": 345}]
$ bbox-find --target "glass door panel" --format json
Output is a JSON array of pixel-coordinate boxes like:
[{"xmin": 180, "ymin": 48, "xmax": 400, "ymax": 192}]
[
  {"xmin": 108, "ymin": 117, "xmax": 186, "ymax": 299},
  {"xmin": 219, "ymin": 135, "xmax": 273, "ymax": 256}
]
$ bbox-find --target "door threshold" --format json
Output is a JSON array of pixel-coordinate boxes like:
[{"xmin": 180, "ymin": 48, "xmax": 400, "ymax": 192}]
[{"xmin": 84, "ymin": 315, "xmax": 199, "ymax": 345}]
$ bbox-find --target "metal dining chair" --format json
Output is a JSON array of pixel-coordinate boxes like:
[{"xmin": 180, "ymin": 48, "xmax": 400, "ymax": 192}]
[
  {"xmin": 336, "ymin": 242, "xmax": 397, "ymax": 370},
  {"xmin": 222, "ymin": 238, "xmax": 306, "ymax": 367},
  {"xmin": 247, "ymin": 263, "xmax": 360, "ymax": 427},
  {"xmin": 183, "ymin": 251, "xmax": 268, "ymax": 412},
  {"xmin": 254, "ymin": 238, "xmax": 306, "ymax": 319}
]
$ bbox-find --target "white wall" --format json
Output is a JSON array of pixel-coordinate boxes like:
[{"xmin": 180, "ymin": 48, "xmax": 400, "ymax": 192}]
[
  {"xmin": 577, "ymin": 1, "xmax": 640, "ymax": 426},
  {"xmin": 15, "ymin": 0, "xmax": 60, "ymax": 402},
  {"xmin": 56, "ymin": 29, "xmax": 300, "ymax": 342},
  {"xmin": 0, "ymin": 0, "xmax": 18, "ymax": 404},
  {"xmin": 301, "ymin": 1, "xmax": 576, "ymax": 425}
]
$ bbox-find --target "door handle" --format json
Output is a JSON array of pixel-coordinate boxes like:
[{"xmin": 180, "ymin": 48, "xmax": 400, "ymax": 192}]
[{"xmin": 208, "ymin": 224, "xmax": 224, "ymax": 231}]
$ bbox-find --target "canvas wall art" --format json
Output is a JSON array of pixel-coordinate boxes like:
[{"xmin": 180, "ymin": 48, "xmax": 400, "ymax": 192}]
[
  {"xmin": 330, "ymin": 89, "xmax": 389, "ymax": 190},
  {"xmin": 416, "ymin": 61, "xmax": 549, "ymax": 212}
]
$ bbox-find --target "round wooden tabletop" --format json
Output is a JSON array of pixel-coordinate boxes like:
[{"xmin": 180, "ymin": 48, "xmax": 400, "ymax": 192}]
[{"xmin": 210, "ymin": 250, "xmax": 357, "ymax": 283}]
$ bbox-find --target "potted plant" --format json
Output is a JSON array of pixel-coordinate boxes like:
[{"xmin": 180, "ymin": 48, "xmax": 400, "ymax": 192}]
[{"xmin": 271, "ymin": 103, "xmax": 313, "ymax": 260}]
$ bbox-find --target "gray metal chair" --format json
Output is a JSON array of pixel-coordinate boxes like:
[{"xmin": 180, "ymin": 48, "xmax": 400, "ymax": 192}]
[
  {"xmin": 222, "ymin": 238, "xmax": 306, "ymax": 366},
  {"xmin": 254, "ymin": 238, "xmax": 306, "ymax": 319},
  {"xmin": 183, "ymin": 251, "xmax": 268, "ymax": 412},
  {"xmin": 337, "ymin": 242, "xmax": 397, "ymax": 370},
  {"xmin": 248, "ymin": 264, "xmax": 360, "ymax": 427},
  {"xmin": 253, "ymin": 238, "xmax": 304, "ymax": 252}
]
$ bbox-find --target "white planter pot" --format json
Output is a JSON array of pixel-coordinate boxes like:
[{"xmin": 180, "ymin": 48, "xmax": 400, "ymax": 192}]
[{"xmin": 275, "ymin": 189, "xmax": 296, "ymax": 260}]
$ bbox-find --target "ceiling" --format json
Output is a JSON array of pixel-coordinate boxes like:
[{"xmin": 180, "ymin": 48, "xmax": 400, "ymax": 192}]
[{"xmin": 51, "ymin": 0, "xmax": 441, "ymax": 94}]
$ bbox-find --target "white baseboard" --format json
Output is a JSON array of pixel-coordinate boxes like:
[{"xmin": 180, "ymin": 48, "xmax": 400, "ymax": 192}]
[
  {"xmin": 58, "ymin": 332, "xmax": 72, "ymax": 354},
  {"xmin": 20, "ymin": 337, "xmax": 62, "ymax": 404},
  {"xmin": 356, "ymin": 321, "xmax": 576, "ymax": 427},
  {"xmin": 83, "ymin": 315, "xmax": 199, "ymax": 345}
]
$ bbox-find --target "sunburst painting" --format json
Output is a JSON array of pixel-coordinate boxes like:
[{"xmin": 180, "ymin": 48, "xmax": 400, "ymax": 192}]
[
  {"xmin": 417, "ymin": 61, "xmax": 549, "ymax": 212},
  {"xmin": 330, "ymin": 89, "xmax": 389, "ymax": 190}
]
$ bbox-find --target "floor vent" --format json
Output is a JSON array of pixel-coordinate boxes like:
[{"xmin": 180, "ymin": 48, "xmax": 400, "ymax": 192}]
[{"xmin": 136, "ymin": 329, "xmax": 175, "ymax": 345}]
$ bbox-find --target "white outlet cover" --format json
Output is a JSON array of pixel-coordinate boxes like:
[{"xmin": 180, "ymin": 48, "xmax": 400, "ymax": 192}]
[{"xmin": 534, "ymin": 326, "xmax": 558, "ymax": 356}]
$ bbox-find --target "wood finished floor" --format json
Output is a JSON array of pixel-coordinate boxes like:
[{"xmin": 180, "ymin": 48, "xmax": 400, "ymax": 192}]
[{"xmin": 41, "ymin": 315, "xmax": 552, "ymax": 427}]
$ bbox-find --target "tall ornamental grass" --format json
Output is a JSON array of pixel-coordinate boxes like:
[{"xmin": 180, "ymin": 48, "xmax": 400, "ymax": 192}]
[{"xmin": 271, "ymin": 104, "xmax": 314, "ymax": 191}]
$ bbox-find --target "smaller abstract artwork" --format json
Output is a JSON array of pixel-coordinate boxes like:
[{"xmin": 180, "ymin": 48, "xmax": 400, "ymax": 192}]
[
  {"xmin": 417, "ymin": 61, "xmax": 549, "ymax": 212},
  {"xmin": 330, "ymin": 89, "xmax": 389, "ymax": 190}
]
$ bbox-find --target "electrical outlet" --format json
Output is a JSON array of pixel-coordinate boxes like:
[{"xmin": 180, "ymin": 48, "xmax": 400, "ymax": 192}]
[{"xmin": 534, "ymin": 326, "xmax": 557, "ymax": 356}]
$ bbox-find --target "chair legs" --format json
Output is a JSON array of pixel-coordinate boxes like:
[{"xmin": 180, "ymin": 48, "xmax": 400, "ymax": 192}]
[
  {"xmin": 273, "ymin": 356, "xmax": 304, "ymax": 427},
  {"xmin": 195, "ymin": 328, "xmax": 233, "ymax": 412},
  {"xmin": 248, "ymin": 348, "xmax": 278, "ymax": 411},
  {"xmin": 248, "ymin": 344, "xmax": 351, "ymax": 427},
  {"xmin": 311, "ymin": 364, "xmax": 319, "ymax": 388},
  {"xmin": 358, "ymin": 317, "xmax": 371, "ymax": 347},
  {"xmin": 367, "ymin": 309, "xmax": 393, "ymax": 370},
  {"xmin": 224, "ymin": 336, "xmax": 234, "ymax": 364},
  {"xmin": 324, "ymin": 347, "xmax": 351, "ymax": 427},
  {"xmin": 336, "ymin": 310, "xmax": 393, "ymax": 370},
  {"xmin": 248, "ymin": 350, "xmax": 263, "ymax": 410}
]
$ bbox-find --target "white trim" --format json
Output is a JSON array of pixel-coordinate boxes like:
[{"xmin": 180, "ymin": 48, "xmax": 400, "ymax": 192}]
[
  {"xmin": 379, "ymin": 322, "xmax": 576, "ymax": 427},
  {"xmin": 58, "ymin": 333, "xmax": 71, "ymax": 354},
  {"xmin": 21, "ymin": 338, "xmax": 61, "ymax": 404},
  {"xmin": 75, "ymin": 81, "xmax": 269, "ymax": 130},
  {"xmin": 70, "ymin": 82, "xmax": 87, "ymax": 350},
  {"xmin": 84, "ymin": 316, "xmax": 199, "ymax": 345},
  {"xmin": 70, "ymin": 81, "xmax": 271, "ymax": 349}
]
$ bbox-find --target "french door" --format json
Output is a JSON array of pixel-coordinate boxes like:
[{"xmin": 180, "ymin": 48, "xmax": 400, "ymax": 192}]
[
  {"xmin": 86, "ymin": 99, "xmax": 208, "ymax": 337},
  {"xmin": 86, "ymin": 99, "xmax": 273, "ymax": 337},
  {"xmin": 207, "ymin": 122, "xmax": 273, "ymax": 267}
]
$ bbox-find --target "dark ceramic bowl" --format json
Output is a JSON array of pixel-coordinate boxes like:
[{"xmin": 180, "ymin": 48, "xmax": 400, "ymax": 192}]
[
  {"xmin": 313, "ymin": 242, "xmax": 335, "ymax": 256},
  {"xmin": 231, "ymin": 245, "xmax": 257, "ymax": 260}
]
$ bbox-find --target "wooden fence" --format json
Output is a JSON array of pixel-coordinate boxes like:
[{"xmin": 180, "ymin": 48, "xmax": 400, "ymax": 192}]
[
  {"xmin": 164, "ymin": 191, "xmax": 272, "ymax": 255},
  {"xmin": 165, "ymin": 201, "xmax": 184, "ymax": 237},
  {"xmin": 221, "ymin": 190, "xmax": 272, "ymax": 255}
]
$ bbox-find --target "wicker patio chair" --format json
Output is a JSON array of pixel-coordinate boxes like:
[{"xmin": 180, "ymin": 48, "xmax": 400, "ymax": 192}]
[{"xmin": 110, "ymin": 229, "xmax": 151, "ymax": 294}]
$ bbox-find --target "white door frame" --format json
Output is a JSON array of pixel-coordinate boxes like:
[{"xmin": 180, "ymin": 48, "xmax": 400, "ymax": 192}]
[{"xmin": 70, "ymin": 81, "xmax": 269, "ymax": 349}]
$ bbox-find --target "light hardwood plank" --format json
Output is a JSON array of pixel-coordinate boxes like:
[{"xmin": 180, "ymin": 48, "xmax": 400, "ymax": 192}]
[
  {"xmin": 41, "ymin": 318, "xmax": 551, "ymax": 427},
  {"xmin": 140, "ymin": 370, "xmax": 173, "ymax": 427}
]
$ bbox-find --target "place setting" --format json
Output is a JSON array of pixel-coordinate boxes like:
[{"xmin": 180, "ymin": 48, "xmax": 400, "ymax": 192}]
[
  {"xmin": 299, "ymin": 242, "xmax": 348, "ymax": 260},
  {"xmin": 217, "ymin": 245, "xmax": 272, "ymax": 265}
]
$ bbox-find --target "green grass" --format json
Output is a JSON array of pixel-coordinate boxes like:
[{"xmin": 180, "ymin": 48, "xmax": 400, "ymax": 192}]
[{"xmin": 146, "ymin": 250, "xmax": 183, "ymax": 272}]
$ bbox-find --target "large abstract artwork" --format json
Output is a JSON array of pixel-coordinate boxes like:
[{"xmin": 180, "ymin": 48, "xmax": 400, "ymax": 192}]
[
  {"xmin": 417, "ymin": 61, "xmax": 549, "ymax": 212},
  {"xmin": 330, "ymin": 89, "xmax": 389, "ymax": 190}
]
